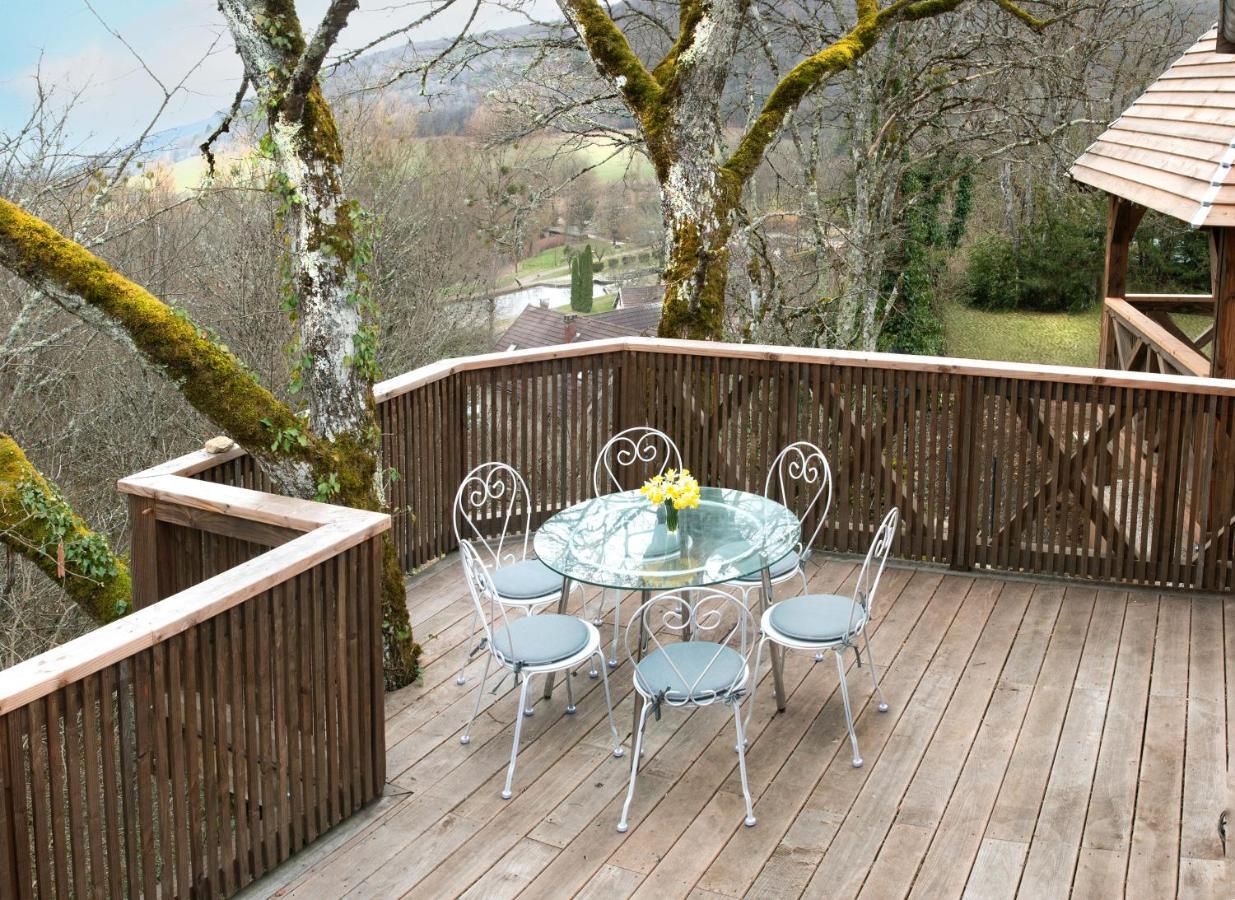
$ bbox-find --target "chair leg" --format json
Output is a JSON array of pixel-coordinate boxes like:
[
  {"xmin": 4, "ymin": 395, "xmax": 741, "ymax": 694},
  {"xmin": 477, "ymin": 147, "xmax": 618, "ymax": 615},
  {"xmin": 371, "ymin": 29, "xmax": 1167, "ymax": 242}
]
[
  {"xmin": 608, "ymin": 591, "xmax": 622, "ymax": 668},
  {"xmin": 732, "ymin": 700, "xmax": 756, "ymax": 827},
  {"xmin": 617, "ymin": 701, "xmax": 651, "ymax": 832},
  {"xmin": 590, "ymin": 589, "xmax": 604, "ymax": 678},
  {"xmin": 596, "ymin": 651, "xmax": 625, "ymax": 757},
  {"xmin": 565, "ymin": 667, "xmax": 576, "ymax": 714},
  {"xmin": 456, "ymin": 608, "xmax": 479, "ymax": 685},
  {"xmin": 502, "ymin": 676, "xmax": 532, "ymax": 799},
  {"xmin": 460, "ymin": 653, "xmax": 491, "ymax": 745},
  {"xmin": 743, "ymin": 637, "xmax": 769, "ymax": 738},
  {"xmin": 834, "ymin": 650, "xmax": 862, "ymax": 768},
  {"xmin": 862, "ymin": 629, "xmax": 889, "ymax": 712}
]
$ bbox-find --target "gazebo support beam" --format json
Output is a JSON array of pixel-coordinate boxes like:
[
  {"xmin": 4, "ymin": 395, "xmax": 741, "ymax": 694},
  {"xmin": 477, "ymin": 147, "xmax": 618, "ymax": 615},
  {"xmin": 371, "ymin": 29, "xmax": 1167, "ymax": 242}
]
[
  {"xmin": 1209, "ymin": 227, "xmax": 1235, "ymax": 379},
  {"xmin": 1099, "ymin": 196, "xmax": 1147, "ymax": 369}
]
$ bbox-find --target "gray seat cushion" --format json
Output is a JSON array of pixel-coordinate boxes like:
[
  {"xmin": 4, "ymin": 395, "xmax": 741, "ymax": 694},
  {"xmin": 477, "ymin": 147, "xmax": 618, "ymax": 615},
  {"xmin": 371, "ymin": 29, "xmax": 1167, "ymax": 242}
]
[
  {"xmin": 768, "ymin": 594, "xmax": 864, "ymax": 643},
  {"xmin": 635, "ymin": 642, "xmax": 746, "ymax": 700},
  {"xmin": 736, "ymin": 548, "xmax": 801, "ymax": 582},
  {"xmin": 491, "ymin": 558, "xmax": 561, "ymax": 600},
  {"xmin": 491, "ymin": 614, "xmax": 590, "ymax": 666}
]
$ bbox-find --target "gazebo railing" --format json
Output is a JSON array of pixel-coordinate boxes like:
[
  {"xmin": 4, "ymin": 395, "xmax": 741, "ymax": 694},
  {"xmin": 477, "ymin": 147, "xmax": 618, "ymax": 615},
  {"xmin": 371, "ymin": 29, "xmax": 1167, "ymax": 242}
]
[
  {"xmin": 377, "ymin": 337, "xmax": 1235, "ymax": 593},
  {"xmin": 1101, "ymin": 294, "xmax": 1214, "ymax": 378}
]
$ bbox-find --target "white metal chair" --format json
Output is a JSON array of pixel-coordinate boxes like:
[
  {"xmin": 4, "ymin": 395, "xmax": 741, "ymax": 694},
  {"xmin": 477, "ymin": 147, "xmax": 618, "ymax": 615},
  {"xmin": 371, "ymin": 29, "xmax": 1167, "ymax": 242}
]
[
  {"xmin": 750, "ymin": 508, "xmax": 899, "ymax": 769},
  {"xmin": 453, "ymin": 462, "xmax": 567, "ymax": 689},
  {"xmin": 617, "ymin": 588, "xmax": 756, "ymax": 833},
  {"xmin": 591, "ymin": 427, "xmax": 683, "ymax": 671},
  {"xmin": 727, "ymin": 441, "xmax": 832, "ymax": 607},
  {"xmin": 458, "ymin": 540, "xmax": 624, "ymax": 799}
]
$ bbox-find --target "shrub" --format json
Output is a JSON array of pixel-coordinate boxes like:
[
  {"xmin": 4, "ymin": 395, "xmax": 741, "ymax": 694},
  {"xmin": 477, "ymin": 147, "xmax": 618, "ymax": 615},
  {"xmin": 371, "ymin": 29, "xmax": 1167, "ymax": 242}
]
[
  {"xmin": 961, "ymin": 199, "xmax": 1209, "ymax": 314},
  {"xmin": 962, "ymin": 200, "xmax": 1103, "ymax": 313}
]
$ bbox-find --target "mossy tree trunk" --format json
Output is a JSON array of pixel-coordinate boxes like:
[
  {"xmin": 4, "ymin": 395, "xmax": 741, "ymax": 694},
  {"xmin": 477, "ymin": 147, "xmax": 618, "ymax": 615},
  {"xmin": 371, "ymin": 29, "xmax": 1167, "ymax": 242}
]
[
  {"xmin": 0, "ymin": 434, "xmax": 131, "ymax": 624},
  {"xmin": 555, "ymin": 0, "xmax": 1046, "ymax": 340},
  {"xmin": 0, "ymin": 199, "xmax": 419, "ymax": 687},
  {"xmin": 0, "ymin": 0, "xmax": 421, "ymax": 688}
]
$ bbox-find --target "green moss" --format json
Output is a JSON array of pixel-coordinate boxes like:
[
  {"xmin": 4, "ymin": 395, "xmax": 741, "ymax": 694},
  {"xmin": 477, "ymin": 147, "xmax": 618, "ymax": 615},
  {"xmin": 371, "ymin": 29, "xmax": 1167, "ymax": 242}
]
[
  {"xmin": 566, "ymin": 0, "xmax": 661, "ymax": 112},
  {"xmin": 0, "ymin": 433, "xmax": 132, "ymax": 623},
  {"xmin": 381, "ymin": 537, "xmax": 420, "ymax": 688},
  {"xmin": 657, "ymin": 219, "xmax": 730, "ymax": 340},
  {"xmin": 0, "ymin": 198, "xmax": 319, "ymax": 473},
  {"xmin": 298, "ymin": 85, "xmax": 345, "ymax": 169}
]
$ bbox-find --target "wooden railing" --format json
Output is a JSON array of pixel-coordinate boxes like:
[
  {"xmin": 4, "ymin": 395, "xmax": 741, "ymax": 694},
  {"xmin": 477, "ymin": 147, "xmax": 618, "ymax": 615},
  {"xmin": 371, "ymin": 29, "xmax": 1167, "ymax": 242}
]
[
  {"xmin": 0, "ymin": 448, "xmax": 389, "ymax": 898},
  {"xmin": 1101, "ymin": 294, "xmax": 1215, "ymax": 377},
  {"xmin": 377, "ymin": 337, "xmax": 1235, "ymax": 592},
  {"xmin": 4, "ymin": 335, "xmax": 1233, "ymax": 897}
]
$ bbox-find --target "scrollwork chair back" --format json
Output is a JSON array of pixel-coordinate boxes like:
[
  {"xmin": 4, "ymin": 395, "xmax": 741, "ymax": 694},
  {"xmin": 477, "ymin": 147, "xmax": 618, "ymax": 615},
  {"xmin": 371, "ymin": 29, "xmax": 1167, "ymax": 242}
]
[{"xmin": 592, "ymin": 426, "xmax": 683, "ymax": 496}]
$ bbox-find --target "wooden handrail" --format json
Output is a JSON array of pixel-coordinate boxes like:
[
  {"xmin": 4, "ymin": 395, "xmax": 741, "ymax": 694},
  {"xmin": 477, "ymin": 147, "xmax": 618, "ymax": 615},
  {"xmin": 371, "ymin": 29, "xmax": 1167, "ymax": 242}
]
[
  {"xmin": 374, "ymin": 335, "xmax": 1235, "ymax": 403},
  {"xmin": 0, "ymin": 455, "xmax": 389, "ymax": 716},
  {"xmin": 1124, "ymin": 293, "xmax": 1215, "ymax": 314},
  {"xmin": 1105, "ymin": 297, "xmax": 1212, "ymax": 377}
]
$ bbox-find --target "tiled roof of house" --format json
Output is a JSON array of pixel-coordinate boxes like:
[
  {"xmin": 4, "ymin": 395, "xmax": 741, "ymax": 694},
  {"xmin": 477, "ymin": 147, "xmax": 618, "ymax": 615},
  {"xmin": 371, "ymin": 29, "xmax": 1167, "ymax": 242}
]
[
  {"xmin": 1070, "ymin": 25, "xmax": 1235, "ymax": 227},
  {"xmin": 591, "ymin": 304, "xmax": 662, "ymax": 335},
  {"xmin": 494, "ymin": 301, "xmax": 663, "ymax": 352},
  {"xmin": 619, "ymin": 284, "xmax": 663, "ymax": 306}
]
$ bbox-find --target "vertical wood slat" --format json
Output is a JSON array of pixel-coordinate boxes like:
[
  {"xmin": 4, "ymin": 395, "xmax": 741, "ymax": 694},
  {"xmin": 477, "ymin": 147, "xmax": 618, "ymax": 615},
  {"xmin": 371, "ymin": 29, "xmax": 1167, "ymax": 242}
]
[
  {"xmin": 1, "ymin": 531, "xmax": 386, "ymax": 899},
  {"xmin": 372, "ymin": 346, "xmax": 1234, "ymax": 593}
]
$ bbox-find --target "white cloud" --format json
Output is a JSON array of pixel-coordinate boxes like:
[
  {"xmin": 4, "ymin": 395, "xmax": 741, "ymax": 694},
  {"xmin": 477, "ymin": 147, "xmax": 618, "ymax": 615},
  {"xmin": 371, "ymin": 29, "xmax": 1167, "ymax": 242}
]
[{"xmin": 3, "ymin": 0, "xmax": 563, "ymax": 151}]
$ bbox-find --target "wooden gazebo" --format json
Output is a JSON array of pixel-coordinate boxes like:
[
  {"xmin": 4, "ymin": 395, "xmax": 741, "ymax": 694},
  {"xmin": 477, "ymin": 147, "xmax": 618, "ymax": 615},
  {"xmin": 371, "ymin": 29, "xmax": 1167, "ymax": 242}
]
[{"xmin": 1071, "ymin": 24, "xmax": 1235, "ymax": 378}]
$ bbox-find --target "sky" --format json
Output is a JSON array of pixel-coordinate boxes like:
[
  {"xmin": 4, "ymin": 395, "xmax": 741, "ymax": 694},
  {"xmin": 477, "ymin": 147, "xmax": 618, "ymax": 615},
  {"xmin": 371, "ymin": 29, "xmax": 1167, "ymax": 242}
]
[{"xmin": 0, "ymin": 0, "xmax": 558, "ymax": 150}]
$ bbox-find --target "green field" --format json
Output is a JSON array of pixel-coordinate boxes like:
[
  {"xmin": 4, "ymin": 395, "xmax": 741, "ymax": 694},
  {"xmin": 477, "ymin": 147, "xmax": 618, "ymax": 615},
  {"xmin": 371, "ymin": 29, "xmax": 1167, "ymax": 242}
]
[
  {"xmin": 941, "ymin": 299, "xmax": 1103, "ymax": 368},
  {"xmin": 514, "ymin": 240, "xmax": 619, "ymax": 276},
  {"xmin": 553, "ymin": 294, "xmax": 618, "ymax": 314}
]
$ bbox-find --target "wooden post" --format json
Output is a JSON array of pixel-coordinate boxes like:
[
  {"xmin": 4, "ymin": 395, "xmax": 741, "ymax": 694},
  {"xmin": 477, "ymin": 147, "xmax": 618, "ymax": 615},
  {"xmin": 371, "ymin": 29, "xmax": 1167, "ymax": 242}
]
[
  {"xmin": 1099, "ymin": 196, "xmax": 1147, "ymax": 369},
  {"xmin": 1207, "ymin": 229, "xmax": 1235, "ymax": 566},
  {"xmin": 1208, "ymin": 228, "xmax": 1235, "ymax": 379},
  {"xmin": 948, "ymin": 376, "xmax": 982, "ymax": 571},
  {"xmin": 127, "ymin": 496, "xmax": 159, "ymax": 611}
]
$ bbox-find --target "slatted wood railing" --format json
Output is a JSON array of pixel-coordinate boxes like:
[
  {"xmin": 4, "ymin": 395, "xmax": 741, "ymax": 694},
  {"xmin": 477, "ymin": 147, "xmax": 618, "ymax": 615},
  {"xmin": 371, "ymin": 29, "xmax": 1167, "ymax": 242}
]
[
  {"xmin": 377, "ymin": 337, "xmax": 1235, "ymax": 592},
  {"xmin": 0, "ymin": 448, "xmax": 389, "ymax": 898},
  {"xmin": 1102, "ymin": 294, "xmax": 1214, "ymax": 377}
]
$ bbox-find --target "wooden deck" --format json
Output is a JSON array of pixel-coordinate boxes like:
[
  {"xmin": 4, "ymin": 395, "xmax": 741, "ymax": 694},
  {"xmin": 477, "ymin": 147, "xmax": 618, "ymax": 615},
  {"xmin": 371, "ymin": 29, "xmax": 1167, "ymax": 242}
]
[{"xmin": 246, "ymin": 556, "xmax": 1231, "ymax": 899}]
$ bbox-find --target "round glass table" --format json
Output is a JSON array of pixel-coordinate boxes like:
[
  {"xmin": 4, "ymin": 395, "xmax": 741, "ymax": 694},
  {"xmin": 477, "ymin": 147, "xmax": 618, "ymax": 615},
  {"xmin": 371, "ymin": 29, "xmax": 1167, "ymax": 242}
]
[
  {"xmin": 533, "ymin": 486, "xmax": 801, "ymax": 593},
  {"xmin": 533, "ymin": 486, "xmax": 801, "ymax": 718}
]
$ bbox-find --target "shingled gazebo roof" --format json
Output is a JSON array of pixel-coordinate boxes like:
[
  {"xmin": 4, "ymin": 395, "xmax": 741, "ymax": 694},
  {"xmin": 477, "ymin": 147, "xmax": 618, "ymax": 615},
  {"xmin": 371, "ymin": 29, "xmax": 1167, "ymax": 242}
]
[{"xmin": 1070, "ymin": 25, "xmax": 1235, "ymax": 228}]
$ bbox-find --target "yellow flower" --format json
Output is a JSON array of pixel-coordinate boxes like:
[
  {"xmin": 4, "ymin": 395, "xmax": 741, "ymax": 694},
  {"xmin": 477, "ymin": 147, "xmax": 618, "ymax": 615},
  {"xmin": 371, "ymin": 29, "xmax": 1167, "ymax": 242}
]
[{"xmin": 643, "ymin": 468, "xmax": 699, "ymax": 510}]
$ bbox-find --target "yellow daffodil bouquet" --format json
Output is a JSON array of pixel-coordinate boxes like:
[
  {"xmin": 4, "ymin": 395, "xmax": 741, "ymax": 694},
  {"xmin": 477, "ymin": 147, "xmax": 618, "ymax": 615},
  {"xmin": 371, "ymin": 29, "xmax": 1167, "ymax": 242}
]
[{"xmin": 639, "ymin": 468, "xmax": 700, "ymax": 532}]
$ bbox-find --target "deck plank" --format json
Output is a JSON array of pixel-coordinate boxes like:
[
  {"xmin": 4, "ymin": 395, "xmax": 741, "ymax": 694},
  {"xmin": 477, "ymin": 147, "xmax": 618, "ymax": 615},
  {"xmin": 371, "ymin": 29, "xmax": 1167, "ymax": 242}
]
[
  {"xmin": 906, "ymin": 585, "xmax": 1066, "ymax": 900},
  {"xmin": 1126, "ymin": 594, "xmax": 1191, "ymax": 900},
  {"xmin": 241, "ymin": 560, "xmax": 1225, "ymax": 900}
]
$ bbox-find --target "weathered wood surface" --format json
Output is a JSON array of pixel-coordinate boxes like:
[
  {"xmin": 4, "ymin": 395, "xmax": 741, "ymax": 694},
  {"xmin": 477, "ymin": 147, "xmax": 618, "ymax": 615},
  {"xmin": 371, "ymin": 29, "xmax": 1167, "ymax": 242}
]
[
  {"xmin": 0, "ymin": 452, "xmax": 389, "ymax": 897},
  {"xmin": 378, "ymin": 340, "xmax": 1235, "ymax": 595},
  {"xmin": 243, "ymin": 555, "xmax": 1230, "ymax": 898}
]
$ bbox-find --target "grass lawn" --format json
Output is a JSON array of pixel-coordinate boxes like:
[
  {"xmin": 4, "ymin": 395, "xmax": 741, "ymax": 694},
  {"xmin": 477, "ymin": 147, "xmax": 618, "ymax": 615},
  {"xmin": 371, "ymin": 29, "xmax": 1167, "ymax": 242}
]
[
  {"xmin": 552, "ymin": 294, "xmax": 618, "ymax": 314},
  {"xmin": 941, "ymin": 298, "xmax": 1103, "ymax": 368},
  {"xmin": 516, "ymin": 240, "xmax": 619, "ymax": 276}
]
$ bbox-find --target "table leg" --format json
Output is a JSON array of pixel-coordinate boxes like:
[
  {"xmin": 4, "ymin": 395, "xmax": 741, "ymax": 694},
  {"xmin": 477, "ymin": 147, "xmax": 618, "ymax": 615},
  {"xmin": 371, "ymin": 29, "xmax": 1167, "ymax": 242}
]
[
  {"xmin": 761, "ymin": 563, "xmax": 787, "ymax": 712},
  {"xmin": 630, "ymin": 589, "xmax": 649, "ymax": 744},
  {"xmin": 541, "ymin": 576, "xmax": 572, "ymax": 701}
]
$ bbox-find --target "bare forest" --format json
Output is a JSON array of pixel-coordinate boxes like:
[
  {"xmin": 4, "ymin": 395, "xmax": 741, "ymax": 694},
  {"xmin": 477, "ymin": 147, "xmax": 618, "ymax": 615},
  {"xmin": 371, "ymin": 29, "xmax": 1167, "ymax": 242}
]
[{"xmin": 0, "ymin": 0, "xmax": 1214, "ymax": 665}]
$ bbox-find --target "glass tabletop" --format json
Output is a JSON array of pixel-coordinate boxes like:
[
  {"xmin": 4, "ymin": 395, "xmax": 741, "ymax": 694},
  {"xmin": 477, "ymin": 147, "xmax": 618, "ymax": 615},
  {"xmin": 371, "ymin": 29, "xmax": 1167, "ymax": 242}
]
[{"xmin": 533, "ymin": 487, "xmax": 801, "ymax": 591}]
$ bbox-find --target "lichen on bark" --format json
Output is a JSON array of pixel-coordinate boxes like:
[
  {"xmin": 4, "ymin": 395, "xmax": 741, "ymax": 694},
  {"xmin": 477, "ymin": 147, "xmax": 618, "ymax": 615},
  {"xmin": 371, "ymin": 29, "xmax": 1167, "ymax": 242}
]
[{"xmin": 0, "ymin": 434, "xmax": 131, "ymax": 624}]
